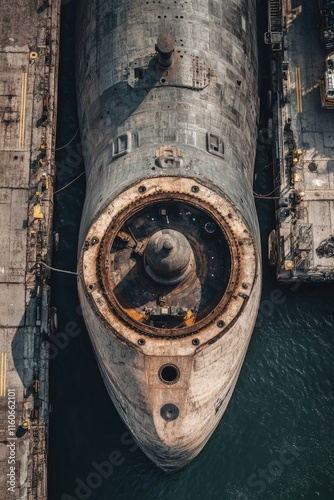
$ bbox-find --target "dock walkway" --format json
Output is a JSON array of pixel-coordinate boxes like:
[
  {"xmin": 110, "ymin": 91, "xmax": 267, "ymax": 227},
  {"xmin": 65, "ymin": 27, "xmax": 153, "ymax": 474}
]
[
  {"xmin": 269, "ymin": 0, "xmax": 334, "ymax": 281},
  {"xmin": 0, "ymin": 1, "xmax": 60, "ymax": 498}
]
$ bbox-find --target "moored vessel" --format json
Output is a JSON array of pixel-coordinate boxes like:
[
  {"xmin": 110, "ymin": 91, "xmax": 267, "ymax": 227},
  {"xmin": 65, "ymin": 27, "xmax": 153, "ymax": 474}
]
[{"xmin": 76, "ymin": 0, "xmax": 261, "ymax": 470}]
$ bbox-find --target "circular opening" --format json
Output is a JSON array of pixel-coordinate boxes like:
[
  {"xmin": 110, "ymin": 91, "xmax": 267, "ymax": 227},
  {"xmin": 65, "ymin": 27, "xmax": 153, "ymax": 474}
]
[
  {"xmin": 217, "ymin": 320, "xmax": 225, "ymax": 328},
  {"xmin": 192, "ymin": 338, "xmax": 199, "ymax": 346},
  {"xmin": 204, "ymin": 222, "xmax": 216, "ymax": 234},
  {"xmin": 138, "ymin": 185, "xmax": 146, "ymax": 193},
  {"xmin": 159, "ymin": 364, "xmax": 180, "ymax": 384},
  {"xmin": 160, "ymin": 403, "xmax": 179, "ymax": 421},
  {"xmin": 91, "ymin": 237, "xmax": 99, "ymax": 245},
  {"xmin": 138, "ymin": 338, "xmax": 145, "ymax": 345},
  {"xmin": 99, "ymin": 198, "xmax": 233, "ymax": 336},
  {"xmin": 191, "ymin": 185, "xmax": 199, "ymax": 193},
  {"xmin": 160, "ymin": 77, "xmax": 166, "ymax": 84}
]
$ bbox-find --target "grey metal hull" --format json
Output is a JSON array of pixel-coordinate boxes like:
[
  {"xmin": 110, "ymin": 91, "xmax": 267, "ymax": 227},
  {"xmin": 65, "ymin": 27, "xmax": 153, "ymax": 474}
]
[{"xmin": 76, "ymin": 0, "xmax": 261, "ymax": 470}]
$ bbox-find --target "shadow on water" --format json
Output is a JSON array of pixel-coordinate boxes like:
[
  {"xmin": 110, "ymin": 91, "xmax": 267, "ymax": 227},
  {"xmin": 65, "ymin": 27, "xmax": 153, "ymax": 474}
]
[
  {"xmin": 48, "ymin": 1, "xmax": 334, "ymax": 499},
  {"xmin": 10, "ymin": 289, "xmax": 51, "ymax": 440}
]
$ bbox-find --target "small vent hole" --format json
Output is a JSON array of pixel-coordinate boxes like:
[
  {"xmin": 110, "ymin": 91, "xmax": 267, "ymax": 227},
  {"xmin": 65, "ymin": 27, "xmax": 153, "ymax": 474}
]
[{"xmin": 159, "ymin": 364, "xmax": 180, "ymax": 384}]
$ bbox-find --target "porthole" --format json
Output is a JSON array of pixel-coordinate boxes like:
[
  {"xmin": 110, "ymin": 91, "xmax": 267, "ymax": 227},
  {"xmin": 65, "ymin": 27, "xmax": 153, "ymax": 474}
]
[{"xmin": 159, "ymin": 364, "xmax": 180, "ymax": 385}]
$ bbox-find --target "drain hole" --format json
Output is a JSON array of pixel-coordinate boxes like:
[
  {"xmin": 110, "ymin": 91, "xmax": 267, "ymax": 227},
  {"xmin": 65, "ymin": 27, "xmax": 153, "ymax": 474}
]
[
  {"xmin": 160, "ymin": 403, "xmax": 179, "ymax": 421},
  {"xmin": 308, "ymin": 161, "xmax": 317, "ymax": 172},
  {"xmin": 159, "ymin": 364, "xmax": 180, "ymax": 384}
]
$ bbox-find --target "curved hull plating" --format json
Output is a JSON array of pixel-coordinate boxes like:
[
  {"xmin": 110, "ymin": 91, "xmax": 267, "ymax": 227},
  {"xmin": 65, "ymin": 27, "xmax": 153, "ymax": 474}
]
[{"xmin": 76, "ymin": 0, "xmax": 261, "ymax": 470}]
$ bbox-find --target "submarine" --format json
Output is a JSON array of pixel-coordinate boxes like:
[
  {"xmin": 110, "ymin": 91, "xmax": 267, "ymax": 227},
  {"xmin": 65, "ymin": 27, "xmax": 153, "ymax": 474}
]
[{"xmin": 76, "ymin": 0, "xmax": 261, "ymax": 470}]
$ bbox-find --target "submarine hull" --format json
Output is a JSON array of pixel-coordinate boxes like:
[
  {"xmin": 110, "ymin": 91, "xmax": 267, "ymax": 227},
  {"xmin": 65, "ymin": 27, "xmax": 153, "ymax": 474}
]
[
  {"xmin": 78, "ymin": 272, "xmax": 260, "ymax": 470},
  {"xmin": 76, "ymin": 0, "xmax": 261, "ymax": 470}
]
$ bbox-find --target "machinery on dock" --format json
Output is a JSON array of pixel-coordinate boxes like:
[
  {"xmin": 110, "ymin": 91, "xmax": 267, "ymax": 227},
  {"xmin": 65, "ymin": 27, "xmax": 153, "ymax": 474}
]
[
  {"xmin": 321, "ymin": 51, "xmax": 334, "ymax": 108},
  {"xmin": 319, "ymin": 0, "xmax": 334, "ymax": 49}
]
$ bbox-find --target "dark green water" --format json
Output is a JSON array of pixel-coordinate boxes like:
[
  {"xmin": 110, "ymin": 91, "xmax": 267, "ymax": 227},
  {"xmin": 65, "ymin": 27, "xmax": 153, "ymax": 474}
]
[{"xmin": 48, "ymin": 2, "xmax": 334, "ymax": 499}]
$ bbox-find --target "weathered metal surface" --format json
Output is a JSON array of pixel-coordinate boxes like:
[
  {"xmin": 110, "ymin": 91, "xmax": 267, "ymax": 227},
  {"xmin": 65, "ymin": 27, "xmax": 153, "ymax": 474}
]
[
  {"xmin": 0, "ymin": 0, "xmax": 60, "ymax": 497},
  {"xmin": 76, "ymin": 0, "xmax": 261, "ymax": 470},
  {"xmin": 127, "ymin": 51, "xmax": 213, "ymax": 90},
  {"xmin": 81, "ymin": 177, "xmax": 258, "ymax": 342}
]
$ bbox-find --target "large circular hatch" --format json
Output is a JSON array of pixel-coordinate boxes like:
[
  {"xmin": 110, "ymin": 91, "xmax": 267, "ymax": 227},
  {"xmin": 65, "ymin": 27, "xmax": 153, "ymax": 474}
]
[{"xmin": 97, "ymin": 200, "xmax": 232, "ymax": 334}]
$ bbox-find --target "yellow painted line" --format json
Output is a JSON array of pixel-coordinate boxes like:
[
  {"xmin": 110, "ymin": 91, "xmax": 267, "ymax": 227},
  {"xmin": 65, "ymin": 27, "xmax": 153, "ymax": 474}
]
[
  {"xmin": 18, "ymin": 72, "xmax": 28, "ymax": 148},
  {"xmin": 0, "ymin": 352, "xmax": 7, "ymax": 397},
  {"xmin": 295, "ymin": 66, "xmax": 303, "ymax": 113}
]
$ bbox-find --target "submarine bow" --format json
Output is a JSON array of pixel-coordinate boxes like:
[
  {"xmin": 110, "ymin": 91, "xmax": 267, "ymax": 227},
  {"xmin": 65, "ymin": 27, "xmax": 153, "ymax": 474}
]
[{"xmin": 76, "ymin": 0, "xmax": 261, "ymax": 470}]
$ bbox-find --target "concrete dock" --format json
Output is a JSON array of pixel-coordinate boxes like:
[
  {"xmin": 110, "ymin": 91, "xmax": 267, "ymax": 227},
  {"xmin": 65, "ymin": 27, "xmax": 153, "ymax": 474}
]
[
  {"xmin": 0, "ymin": 1, "xmax": 60, "ymax": 498},
  {"xmin": 268, "ymin": 0, "xmax": 334, "ymax": 281}
]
